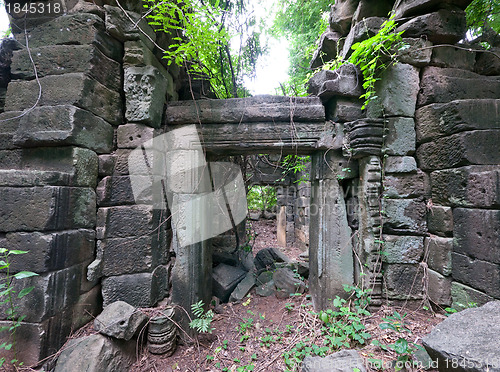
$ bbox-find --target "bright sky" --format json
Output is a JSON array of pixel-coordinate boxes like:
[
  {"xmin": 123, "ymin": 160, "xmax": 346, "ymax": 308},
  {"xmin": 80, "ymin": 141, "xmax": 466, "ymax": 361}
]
[{"xmin": 0, "ymin": 1, "xmax": 289, "ymax": 95}]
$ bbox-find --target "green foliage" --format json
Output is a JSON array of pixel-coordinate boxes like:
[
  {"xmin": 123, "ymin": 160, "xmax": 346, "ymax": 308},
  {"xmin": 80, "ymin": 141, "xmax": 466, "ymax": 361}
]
[
  {"xmin": 246, "ymin": 185, "xmax": 276, "ymax": 212},
  {"xmin": 466, "ymin": 0, "xmax": 500, "ymax": 42},
  {"xmin": 189, "ymin": 300, "xmax": 214, "ymax": 334},
  {"xmin": 281, "ymin": 155, "xmax": 310, "ymax": 185},
  {"xmin": 0, "ymin": 248, "xmax": 38, "ymax": 368},
  {"xmin": 271, "ymin": 0, "xmax": 332, "ymax": 95},
  {"xmin": 145, "ymin": 0, "xmax": 265, "ymax": 98}
]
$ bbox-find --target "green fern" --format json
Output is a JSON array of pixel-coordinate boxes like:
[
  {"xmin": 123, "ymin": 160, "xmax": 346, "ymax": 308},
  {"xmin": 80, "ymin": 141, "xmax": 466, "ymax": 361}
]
[{"xmin": 189, "ymin": 301, "xmax": 214, "ymax": 334}]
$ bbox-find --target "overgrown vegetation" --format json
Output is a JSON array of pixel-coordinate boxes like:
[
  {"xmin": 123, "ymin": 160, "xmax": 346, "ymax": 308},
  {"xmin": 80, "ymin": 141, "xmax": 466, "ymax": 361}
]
[
  {"xmin": 246, "ymin": 185, "xmax": 277, "ymax": 212},
  {"xmin": 0, "ymin": 248, "xmax": 38, "ymax": 368},
  {"xmin": 466, "ymin": 0, "xmax": 500, "ymax": 47},
  {"xmin": 189, "ymin": 300, "xmax": 215, "ymax": 334}
]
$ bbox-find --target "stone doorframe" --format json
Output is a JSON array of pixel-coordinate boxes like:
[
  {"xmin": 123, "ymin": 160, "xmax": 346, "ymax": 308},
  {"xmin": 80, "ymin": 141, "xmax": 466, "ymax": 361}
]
[{"xmin": 165, "ymin": 96, "xmax": 370, "ymax": 315}]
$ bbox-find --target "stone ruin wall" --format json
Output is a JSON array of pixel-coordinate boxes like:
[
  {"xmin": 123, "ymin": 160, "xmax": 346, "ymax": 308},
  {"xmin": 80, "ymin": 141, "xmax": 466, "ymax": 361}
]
[{"xmin": 0, "ymin": 0, "xmax": 498, "ymax": 365}]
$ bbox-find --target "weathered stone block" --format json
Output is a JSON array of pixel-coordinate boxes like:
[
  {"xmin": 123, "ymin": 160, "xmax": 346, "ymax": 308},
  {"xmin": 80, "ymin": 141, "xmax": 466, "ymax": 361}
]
[
  {"xmin": 352, "ymin": 0, "xmax": 393, "ymax": 23},
  {"xmin": 384, "ymin": 170, "xmax": 430, "ymax": 199},
  {"xmin": 367, "ymin": 63, "xmax": 420, "ymax": 117},
  {"xmin": 96, "ymin": 205, "xmax": 155, "ymax": 239},
  {"xmin": 0, "ymin": 229, "xmax": 95, "ymax": 273},
  {"xmin": 417, "ymin": 131, "xmax": 500, "ymax": 170},
  {"xmin": 0, "ymin": 111, "xmax": 22, "ymax": 149},
  {"xmin": 0, "ymin": 186, "xmax": 96, "ymax": 232},
  {"xmin": 475, "ymin": 48, "xmax": 500, "ymax": 76},
  {"xmin": 415, "ymin": 99, "xmax": 500, "ymax": 144},
  {"xmin": 99, "ymin": 236, "xmax": 156, "ymax": 276},
  {"xmin": 325, "ymin": 98, "xmax": 364, "ymax": 122},
  {"xmin": 394, "ymin": 0, "xmax": 472, "ymax": 18},
  {"xmin": 94, "ymin": 301, "xmax": 148, "ymax": 341},
  {"xmin": 11, "ymin": 44, "xmax": 122, "ymax": 92},
  {"xmin": 254, "ymin": 247, "xmax": 291, "ymax": 271},
  {"xmin": 166, "ymin": 95, "xmax": 325, "ymax": 125},
  {"xmin": 124, "ymin": 66, "xmax": 168, "ymax": 128},
  {"xmin": 310, "ymin": 30, "xmax": 342, "ymax": 69},
  {"xmin": 329, "ymin": 0, "xmax": 359, "ymax": 35},
  {"xmin": 430, "ymin": 45, "xmax": 476, "ymax": 70},
  {"xmin": 13, "ymin": 105, "xmax": 113, "ymax": 153},
  {"xmin": 426, "ymin": 235, "xmax": 452, "ymax": 276},
  {"xmin": 451, "ymin": 281, "xmax": 493, "ymax": 308},
  {"xmin": 454, "ymin": 208, "xmax": 500, "ymax": 264},
  {"xmin": 314, "ymin": 65, "xmax": 365, "ymax": 101},
  {"xmin": 382, "ymin": 235, "xmax": 424, "ymax": 263},
  {"xmin": 396, "ymin": 38, "xmax": 433, "ymax": 67},
  {"xmin": 54, "ymin": 334, "xmax": 135, "ymax": 372},
  {"xmin": 0, "ymin": 263, "xmax": 83, "ymax": 322},
  {"xmin": 341, "ymin": 17, "xmax": 385, "ymax": 59},
  {"xmin": 102, "ymin": 265, "xmax": 168, "ymax": 307},
  {"xmin": 427, "ymin": 269, "xmax": 452, "ymax": 306},
  {"xmin": 0, "ymin": 146, "xmax": 98, "ymax": 187},
  {"xmin": 384, "ymin": 156, "xmax": 417, "ymax": 174},
  {"xmin": 273, "ymin": 267, "xmax": 306, "ymax": 299},
  {"xmin": 384, "ymin": 264, "xmax": 424, "ymax": 300},
  {"xmin": 212, "ymin": 263, "xmax": 247, "ymax": 302},
  {"xmin": 104, "ymin": 5, "xmax": 156, "ymax": 48},
  {"xmin": 15, "ymin": 13, "xmax": 123, "ymax": 61},
  {"xmin": 71, "ymin": 285, "xmax": 102, "ymax": 330},
  {"xmin": 117, "ymin": 123, "xmax": 155, "ymax": 149},
  {"xmin": 452, "ymin": 253, "xmax": 500, "ymax": 298},
  {"xmin": 229, "ymin": 272, "xmax": 255, "ymax": 302},
  {"xmin": 98, "ymin": 154, "xmax": 116, "ymax": 177},
  {"xmin": 384, "ymin": 117, "xmax": 416, "ymax": 156},
  {"xmin": 427, "ymin": 205, "xmax": 453, "ymax": 237},
  {"xmin": 97, "ymin": 175, "xmax": 152, "ymax": 206},
  {"xmin": 418, "ymin": 67, "xmax": 500, "ymax": 107},
  {"xmin": 396, "ymin": 9, "xmax": 467, "ymax": 44},
  {"xmin": 382, "ymin": 198, "xmax": 427, "ymax": 234},
  {"xmin": 5, "ymin": 73, "xmax": 123, "ymax": 125},
  {"xmin": 431, "ymin": 166, "xmax": 500, "ymax": 208},
  {"xmin": 303, "ymin": 350, "xmax": 367, "ymax": 372}
]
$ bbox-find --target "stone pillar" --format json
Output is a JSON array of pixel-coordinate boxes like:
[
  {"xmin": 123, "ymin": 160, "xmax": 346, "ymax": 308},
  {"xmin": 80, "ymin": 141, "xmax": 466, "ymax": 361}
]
[{"xmin": 309, "ymin": 151, "xmax": 354, "ymax": 310}]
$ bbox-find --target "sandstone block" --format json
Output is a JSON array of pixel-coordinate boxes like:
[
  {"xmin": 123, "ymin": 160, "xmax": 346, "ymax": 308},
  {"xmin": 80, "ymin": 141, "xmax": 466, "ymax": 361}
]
[
  {"xmin": 382, "ymin": 198, "xmax": 427, "ymax": 235},
  {"xmin": 273, "ymin": 267, "xmax": 306, "ymax": 299},
  {"xmin": 453, "ymin": 208, "xmax": 500, "ymax": 264},
  {"xmin": 97, "ymin": 175, "xmax": 153, "ymax": 206},
  {"xmin": 341, "ymin": 17, "xmax": 385, "ymax": 59},
  {"xmin": 382, "ymin": 235, "xmax": 424, "ymax": 264},
  {"xmin": 431, "ymin": 166, "xmax": 500, "ymax": 208},
  {"xmin": 312, "ymin": 65, "xmax": 365, "ymax": 101},
  {"xmin": 417, "ymin": 131, "xmax": 500, "ymax": 170},
  {"xmin": 394, "ymin": 0, "xmax": 472, "ymax": 18},
  {"xmin": 229, "ymin": 272, "xmax": 256, "ymax": 302},
  {"xmin": 329, "ymin": 0, "xmax": 359, "ymax": 35},
  {"xmin": 11, "ymin": 44, "xmax": 121, "ymax": 91},
  {"xmin": 427, "ymin": 205, "xmax": 453, "ymax": 237},
  {"xmin": 0, "ymin": 146, "xmax": 98, "ymax": 187},
  {"xmin": 384, "ymin": 156, "xmax": 417, "ymax": 174},
  {"xmin": 15, "ymin": 13, "xmax": 123, "ymax": 61},
  {"xmin": 452, "ymin": 253, "xmax": 500, "ymax": 298},
  {"xmin": 212, "ymin": 263, "xmax": 247, "ymax": 302},
  {"xmin": 430, "ymin": 45, "xmax": 476, "ymax": 70},
  {"xmin": 117, "ymin": 123, "xmax": 155, "ymax": 149},
  {"xmin": 71, "ymin": 285, "xmax": 102, "ymax": 330},
  {"xmin": 5, "ymin": 73, "xmax": 123, "ymax": 125},
  {"xmin": 104, "ymin": 5, "xmax": 156, "ymax": 48},
  {"xmin": 475, "ymin": 48, "xmax": 500, "ymax": 76},
  {"xmin": 309, "ymin": 30, "xmax": 342, "ymax": 69},
  {"xmin": 427, "ymin": 269, "xmax": 452, "ymax": 306},
  {"xmin": 384, "ymin": 117, "xmax": 416, "ymax": 156},
  {"xmin": 396, "ymin": 38, "xmax": 433, "ymax": 67},
  {"xmin": 325, "ymin": 98, "xmax": 364, "ymax": 122},
  {"xmin": 426, "ymin": 235, "xmax": 452, "ymax": 276},
  {"xmin": 98, "ymin": 154, "xmax": 116, "ymax": 177},
  {"xmin": 0, "ymin": 186, "xmax": 96, "ymax": 232},
  {"xmin": 94, "ymin": 301, "xmax": 148, "ymax": 340},
  {"xmin": 0, "ymin": 111, "xmax": 22, "ymax": 150},
  {"xmin": 396, "ymin": 9, "xmax": 467, "ymax": 44},
  {"xmin": 96, "ymin": 205, "xmax": 155, "ymax": 239},
  {"xmin": 415, "ymin": 99, "xmax": 500, "ymax": 144},
  {"xmin": 384, "ymin": 264, "xmax": 424, "ymax": 300},
  {"xmin": 367, "ymin": 63, "xmax": 420, "ymax": 117},
  {"xmin": 13, "ymin": 105, "xmax": 113, "ymax": 153},
  {"xmin": 124, "ymin": 66, "xmax": 168, "ymax": 128},
  {"xmin": 303, "ymin": 350, "xmax": 366, "ymax": 372},
  {"xmin": 102, "ymin": 266, "xmax": 168, "ymax": 307},
  {"xmin": 1, "ymin": 229, "xmax": 95, "ymax": 273},
  {"xmin": 384, "ymin": 170, "xmax": 430, "ymax": 199},
  {"xmin": 418, "ymin": 67, "xmax": 500, "ymax": 107},
  {"xmin": 451, "ymin": 282, "xmax": 493, "ymax": 309}
]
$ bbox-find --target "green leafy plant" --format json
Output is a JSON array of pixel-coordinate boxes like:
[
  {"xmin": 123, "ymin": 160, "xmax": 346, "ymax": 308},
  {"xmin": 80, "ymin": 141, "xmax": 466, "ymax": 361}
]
[
  {"xmin": 246, "ymin": 185, "xmax": 277, "ymax": 212},
  {"xmin": 281, "ymin": 155, "xmax": 310, "ymax": 185},
  {"xmin": 189, "ymin": 300, "xmax": 214, "ymax": 334},
  {"xmin": 0, "ymin": 248, "xmax": 38, "ymax": 368}
]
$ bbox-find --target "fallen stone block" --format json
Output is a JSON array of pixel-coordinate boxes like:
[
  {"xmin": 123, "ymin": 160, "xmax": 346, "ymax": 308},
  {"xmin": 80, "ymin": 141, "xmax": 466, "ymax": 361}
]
[
  {"xmin": 54, "ymin": 334, "xmax": 135, "ymax": 372},
  {"xmin": 11, "ymin": 44, "xmax": 122, "ymax": 92},
  {"xmin": 0, "ymin": 186, "xmax": 96, "ymax": 232},
  {"xmin": 94, "ymin": 301, "xmax": 148, "ymax": 341},
  {"xmin": 0, "ymin": 146, "xmax": 99, "ymax": 187},
  {"xmin": 426, "ymin": 235, "xmax": 453, "ymax": 276},
  {"xmin": 452, "ymin": 253, "xmax": 500, "ymax": 298},
  {"xmin": 382, "ymin": 235, "xmax": 424, "ymax": 264},
  {"xmin": 415, "ymin": 99, "xmax": 500, "ymax": 144},
  {"xmin": 453, "ymin": 208, "xmax": 500, "ymax": 264},
  {"xmin": 15, "ymin": 13, "xmax": 123, "ymax": 61},
  {"xmin": 431, "ymin": 166, "xmax": 500, "ymax": 208},
  {"xmin": 418, "ymin": 67, "xmax": 500, "ymax": 107},
  {"xmin": 254, "ymin": 247, "xmax": 291, "ymax": 271},
  {"xmin": 396, "ymin": 9, "xmax": 467, "ymax": 44},
  {"xmin": 5, "ymin": 73, "xmax": 123, "ymax": 125},
  {"xmin": 273, "ymin": 267, "xmax": 306, "ymax": 299},
  {"xmin": 229, "ymin": 272, "xmax": 255, "ymax": 302},
  {"xmin": 13, "ymin": 105, "xmax": 113, "ymax": 153},
  {"xmin": 417, "ymin": 131, "xmax": 500, "ymax": 170},
  {"xmin": 423, "ymin": 301, "xmax": 500, "ymax": 372},
  {"xmin": 256, "ymin": 280, "xmax": 275, "ymax": 297},
  {"xmin": 309, "ymin": 30, "xmax": 342, "ymax": 69},
  {"xmin": 212, "ymin": 263, "xmax": 247, "ymax": 302},
  {"xmin": 302, "ymin": 349, "xmax": 366, "ymax": 372}
]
